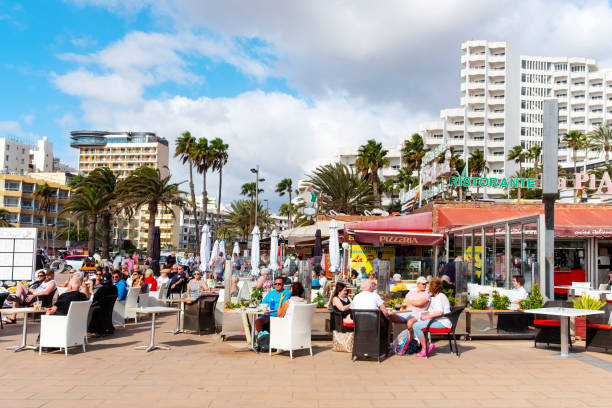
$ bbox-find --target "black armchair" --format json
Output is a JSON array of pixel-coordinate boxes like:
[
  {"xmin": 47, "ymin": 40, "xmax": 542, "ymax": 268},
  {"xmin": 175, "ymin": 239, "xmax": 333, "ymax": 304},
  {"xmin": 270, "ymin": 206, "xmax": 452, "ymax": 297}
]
[
  {"xmin": 422, "ymin": 306, "xmax": 465, "ymax": 357},
  {"xmin": 183, "ymin": 293, "xmax": 219, "ymax": 334},
  {"xmin": 586, "ymin": 303, "xmax": 612, "ymax": 353},
  {"xmin": 534, "ymin": 300, "xmax": 572, "ymax": 349},
  {"xmin": 88, "ymin": 294, "xmax": 118, "ymax": 336},
  {"xmin": 330, "ymin": 309, "xmax": 353, "ymax": 333},
  {"xmin": 350, "ymin": 309, "xmax": 389, "ymax": 362}
]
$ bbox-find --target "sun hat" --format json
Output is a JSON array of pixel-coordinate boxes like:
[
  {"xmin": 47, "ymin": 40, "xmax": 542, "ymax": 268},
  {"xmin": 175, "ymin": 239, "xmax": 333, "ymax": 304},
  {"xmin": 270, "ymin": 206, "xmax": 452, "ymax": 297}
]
[
  {"xmin": 392, "ymin": 273, "xmax": 401, "ymax": 282},
  {"xmin": 416, "ymin": 276, "xmax": 428, "ymax": 284}
]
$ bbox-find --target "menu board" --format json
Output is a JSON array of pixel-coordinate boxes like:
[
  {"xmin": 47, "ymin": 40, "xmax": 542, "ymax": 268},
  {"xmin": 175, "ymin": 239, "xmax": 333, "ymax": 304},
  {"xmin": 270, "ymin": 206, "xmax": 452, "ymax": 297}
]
[{"xmin": 0, "ymin": 228, "xmax": 36, "ymax": 282}]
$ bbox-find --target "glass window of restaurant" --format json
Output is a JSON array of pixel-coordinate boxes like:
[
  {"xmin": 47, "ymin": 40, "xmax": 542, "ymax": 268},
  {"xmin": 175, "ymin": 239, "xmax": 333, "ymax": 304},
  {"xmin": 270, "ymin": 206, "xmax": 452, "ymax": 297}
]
[{"xmin": 394, "ymin": 245, "xmax": 433, "ymax": 280}]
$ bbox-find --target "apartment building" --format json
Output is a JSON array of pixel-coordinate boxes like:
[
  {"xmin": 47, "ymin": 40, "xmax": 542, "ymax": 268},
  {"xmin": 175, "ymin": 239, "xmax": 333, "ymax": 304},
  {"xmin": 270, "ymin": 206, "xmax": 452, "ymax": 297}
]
[
  {"xmin": 421, "ymin": 40, "xmax": 612, "ymax": 197},
  {"xmin": 177, "ymin": 198, "xmax": 224, "ymax": 250},
  {"xmin": 70, "ymin": 130, "xmax": 172, "ymax": 249},
  {"xmin": 336, "ymin": 145, "xmax": 403, "ymax": 207},
  {"xmin": 0, "ymin": 136, "xmax": 56, "ymax": 174},
  {"xmin": 0, "ymin": 174, "xmax": 72, "ymax": 241},
  {"xmin": 70, "ymin": 131, "xmax": 169, "ymax": 178}
]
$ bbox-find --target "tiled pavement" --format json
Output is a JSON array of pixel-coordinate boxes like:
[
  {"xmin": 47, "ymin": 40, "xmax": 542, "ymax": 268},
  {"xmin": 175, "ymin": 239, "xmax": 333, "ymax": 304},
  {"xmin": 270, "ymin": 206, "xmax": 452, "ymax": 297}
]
[{"xmin": 1, "ymin": 314, "xmax": 611, "ymax": 408}]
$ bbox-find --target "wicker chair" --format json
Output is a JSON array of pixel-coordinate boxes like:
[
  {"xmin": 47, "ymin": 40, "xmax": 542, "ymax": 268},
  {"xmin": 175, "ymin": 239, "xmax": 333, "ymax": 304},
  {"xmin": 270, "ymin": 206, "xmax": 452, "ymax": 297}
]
[
  {"xmin": 422, "ymin": 306, "xmax": 465, "ymax": 358},
  {"xmin": 534, "ymin": 300, "xmax": 572, "ymax": 349},
  {"xmin": 330, "ymin": 308, "xmax": 353, "ymax": 333},
  {"xmin": 183, "ymin": 293, "xmax": 219, "ymax": 334},
  {"xmin": 586, "ymin": 303, "xmax": 612, "ymax": 353},
  {"xmin": 350, "ymin": 309, "xmax": 389, "ymax": 363}
]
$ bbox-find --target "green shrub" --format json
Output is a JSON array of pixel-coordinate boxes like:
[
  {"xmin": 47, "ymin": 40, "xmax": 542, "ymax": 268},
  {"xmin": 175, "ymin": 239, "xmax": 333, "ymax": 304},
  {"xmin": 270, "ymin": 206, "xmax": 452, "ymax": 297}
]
[
  {"xmin": 471, "ymin": 294, "xmax": 489, "ymax": 310},
  {"xmin": 519, "ymin": 284, "xmax": 543, "ymax": 310},
  {"xmin": 491, "ymin": 291, "xmax": 511, "ymax": 310}
]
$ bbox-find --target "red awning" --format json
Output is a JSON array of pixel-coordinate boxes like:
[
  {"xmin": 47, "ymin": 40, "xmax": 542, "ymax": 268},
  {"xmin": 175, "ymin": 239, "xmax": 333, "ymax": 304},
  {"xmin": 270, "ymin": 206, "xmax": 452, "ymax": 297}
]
[
  {"xmin": 346, "ymin": 212, "xmax": 433, "ymax": 233},
  {"xmin": 346, "ymin": 212, "xmax": 442, "ymax": 246},
  {"xmin": 436, "ymin": 206, "xmax": 612, "ymax": 238}
]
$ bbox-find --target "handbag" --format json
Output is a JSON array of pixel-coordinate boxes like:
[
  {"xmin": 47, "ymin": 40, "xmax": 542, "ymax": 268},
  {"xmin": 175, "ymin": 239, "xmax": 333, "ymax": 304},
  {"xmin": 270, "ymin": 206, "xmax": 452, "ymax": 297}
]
[{"xmin": 332, "ymin": 330, "xmax": 354, "ymax": 352}]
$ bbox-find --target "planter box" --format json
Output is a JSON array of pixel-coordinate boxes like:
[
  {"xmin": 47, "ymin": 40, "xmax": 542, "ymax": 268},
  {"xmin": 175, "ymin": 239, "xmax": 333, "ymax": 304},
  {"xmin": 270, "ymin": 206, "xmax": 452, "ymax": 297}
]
[{"xmin": 575, "ymin": 316, "xmax": 586, "ymax": 339}]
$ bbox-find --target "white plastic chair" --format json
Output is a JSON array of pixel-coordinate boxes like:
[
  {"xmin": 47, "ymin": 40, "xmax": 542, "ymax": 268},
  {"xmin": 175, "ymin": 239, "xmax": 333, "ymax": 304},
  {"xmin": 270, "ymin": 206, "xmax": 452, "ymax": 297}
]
[
  {"xmin": 147, "ymin": 283, "xmax": 167, "ymax": 307},
  {"xmin": 56, "ymin": 287, "xmax": 69, "ymax": 296},
  {"xmin": 237, "ymin": 280, "xmax": 251, "ymax": 301},
  {"xmin": 269, "ymin": 303, "xmax": 316, "ymax": 359},
  {"xmin": 112, "ymin": 287, "xmax": 140, "ymax": 326},
  {"xmin": 39, "ymin": 300, "xmax": 92, "ymax": 356}
]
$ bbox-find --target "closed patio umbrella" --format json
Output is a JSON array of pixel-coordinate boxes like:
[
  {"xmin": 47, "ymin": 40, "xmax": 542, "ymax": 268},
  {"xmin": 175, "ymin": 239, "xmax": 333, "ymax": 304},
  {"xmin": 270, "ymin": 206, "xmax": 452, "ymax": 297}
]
[
  {"xmin": 219, "ymin": 239, "xmax": 226, "ymax": 258},
  {"xmin": 328, "ymin": 219, "xmax": 340, "ymax": 274},
  {"xmin": 314, "ymin": 229, "xmax": 322, "ymax": 257},
  {"xmin": 232, "ymin": 241, "xmax": 240, "ymax": 256},
  {"xmin": 269, "ymin": 230, "xmax": 279, "ymax": 274},
  {"xmin": 209, "ymin": 240, "xmax": 219, "ymax": 269},
  {"xmin": 199, "ymin": 225, "xmax": 211, "ymax": 272},
  {"xmin": 151, "ymin": 226, "xmax": 161, "ymax": 276},
  {"xmin": 251, "ymin": 226, "xmax": 260, "ymax": 274}
]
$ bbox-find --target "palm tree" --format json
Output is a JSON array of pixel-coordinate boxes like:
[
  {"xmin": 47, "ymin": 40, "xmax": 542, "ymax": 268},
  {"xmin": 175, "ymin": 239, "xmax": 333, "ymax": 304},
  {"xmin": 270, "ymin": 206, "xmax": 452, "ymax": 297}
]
[
  {"xmin": 83, "ymin": 167, "xmax": 117, "ymax": 259},
  {"xmin": 561, "ymin": 130, "xmax": 584, "ymax": 174},
  {"xmin": 34, "ymin": 183, "xmax": 54, "ymax": 251},
  {"xmin": 468, "ymin": 149, "xmax": 488, "ymax": 199},
  {"xmin": 395, "ymin": 167, "xmax": 418, "ymax": 191},
  {"xmin": 355, "ymin": 139, "xmax": 389, "ymax": 207},
  {"xmin": 589, "ymin": 124, "xmax": 612, "ymax": 165},
  {"xmin": 275, "ymin": 178, "xmax": 293, "ymax": 229},
  {"xmin": 527, "ymin": 144, "xmax": 543, "ymax": 182},
  {"xmin": 193, "ymin": 137, "xmax": 215, "ymax": 233},
  {"xmin": 507, "ymin": 145, "xmax": 528, "ymax": 201},
  {"xmin": 210, "ymin": 137, "xmax": 229, "ymax": 237},
  {"xmin": 240, "ymin": 182, "xmax": 263, "ymax": 199},
  {"xmin": 221, "ymin": 200, "xmax": 274, "ymax": 241},
  {"xmin": 62, "ymin": 184, "xmax": 107, "ymax": 255},
  {"xmin": 0, "ymin": 209, "xmax": 13, "ymax": 227},
  {"xmin": 114, "ymin": 166, "xmax": 186, "ymax": 256},
  {"xmin": 175, "ymin": 131, "xmax": 200, "ymax": 249},
  {"xmin": 401, "ymin": 133, "xmax": 429, "ymax": 184},
  {"xmin": 305, "ymin": 162, "xmax": 376, "ymax": 215}
]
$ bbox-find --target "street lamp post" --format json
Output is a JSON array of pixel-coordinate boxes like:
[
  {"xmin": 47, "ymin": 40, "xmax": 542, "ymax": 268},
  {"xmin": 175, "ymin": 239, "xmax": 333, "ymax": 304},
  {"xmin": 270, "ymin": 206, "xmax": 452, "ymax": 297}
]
[{"xmin": 250, "ymin": 165, "xmax": 265, "ymax": 228}]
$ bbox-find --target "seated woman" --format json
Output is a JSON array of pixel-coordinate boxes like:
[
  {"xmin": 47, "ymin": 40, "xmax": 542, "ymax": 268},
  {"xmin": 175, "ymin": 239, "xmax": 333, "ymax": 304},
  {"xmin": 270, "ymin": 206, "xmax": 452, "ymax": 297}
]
[
  {"xmin": 143, "ymin": 269, "xmax": 158, "ymax": 292},
  {"xmin": 230, "ymin": 275, "xmax": 239, "ymax": 297},
  {"xmin": 277, "ymin": 282, "xmax": 307, "ymax": 319},
  {"xmin": 311, "ymin": 266, "xmax": 322, "ymax": 289},
  {"xmin": 331, "ymin": 282, "xmax": 353, "ymax": 325},
  {"xmin": 411, "ymin": 277, "xmax": 452, "ymax": 358},
  {"xmin": 129, "ymin": 270, "xmax": 146, "ymax": 292},
  {"xmin": 187, "ymin": 270, "xmax": 208, "ymax": 299},
  {"xmin": 257, "ymin": 268, "xmax": 272, "ymax": 291}
]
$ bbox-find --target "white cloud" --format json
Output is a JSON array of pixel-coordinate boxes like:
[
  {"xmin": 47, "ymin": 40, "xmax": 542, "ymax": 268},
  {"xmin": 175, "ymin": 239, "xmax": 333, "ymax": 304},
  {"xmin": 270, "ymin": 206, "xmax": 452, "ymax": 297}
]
[
  {"xmin": 55, "ymin": 113, "xmax": 80, "ymax": 129},
  {"xmin": 70, "ymin": 35, "xmax": 97, "ymax": 48},
  {"xmin": 20, "ymin": 113, "xmax": 34, "ymax": 125}
]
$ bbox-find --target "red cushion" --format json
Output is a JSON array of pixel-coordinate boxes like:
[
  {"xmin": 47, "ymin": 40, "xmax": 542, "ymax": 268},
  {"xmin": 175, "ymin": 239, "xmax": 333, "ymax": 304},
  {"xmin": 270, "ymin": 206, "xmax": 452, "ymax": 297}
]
[
  {"xmin": 587, "ymin": 323, "xmax": 612, "ymax": 330},
  {"xmin": 422, "ymin": 327, "xmax": 452, "ymax": 334},
  {"xmin": 534, "ymin": 319, "xmax": 560, "ymax": 326},
  {"xmin": 342, "ymin": 322, "xmax": 354, "ymax": 328}
]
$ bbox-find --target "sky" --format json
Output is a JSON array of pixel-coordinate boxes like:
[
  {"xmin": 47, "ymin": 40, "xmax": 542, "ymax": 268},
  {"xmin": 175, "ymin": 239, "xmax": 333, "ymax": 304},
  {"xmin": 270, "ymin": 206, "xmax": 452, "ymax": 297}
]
[{"xmin": 4, "ymin": 0, "xmax": 612, "ymax": 212}]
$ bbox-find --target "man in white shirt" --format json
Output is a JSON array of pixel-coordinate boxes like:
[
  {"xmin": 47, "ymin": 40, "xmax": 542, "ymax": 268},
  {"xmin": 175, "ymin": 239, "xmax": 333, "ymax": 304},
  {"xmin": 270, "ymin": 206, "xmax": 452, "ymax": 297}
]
[
  {"xmin": 351, "ymin": 279, "xmax": 391, "ymax": 342},
  {"xmin": 508, "ymin": 275, "xmax": 528, "ymax": 304}
]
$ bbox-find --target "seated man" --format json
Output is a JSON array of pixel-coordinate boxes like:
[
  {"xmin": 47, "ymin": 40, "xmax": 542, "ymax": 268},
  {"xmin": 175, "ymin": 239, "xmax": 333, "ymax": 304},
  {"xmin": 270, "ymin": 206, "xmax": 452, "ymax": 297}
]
[
  {"xmin": 5, "ymin": 270, "xmax": 56, "ymax": 324},
  {"xmin": 508, "ymin": 275, "xmax": 528, "ymax": 304},
  {"xmin": 112, "ymin": 271, "xmax": 128, "ymax": 301},
  {"xmin": 88, "ymin": 273, "xmax": 118, "ymax": 335},
  {"xmin": 46, "ymin": 278, "xmax": 87, "ymax": 316},
  {"xmin": 391, "ymin": 276, "xmax": 431, "ymax": 334},
  {"xmin": 254, "ymin": 277, "xmax": 291, "ymax": 333},
  {"xmin": 3, "ymin": 270, "xmax": 46, "ymax": 324},
  {"xmin": 390, "ymin": 274, "xmax": 407, "ymax": 292},
  {"xmin": 351, "ymin": 279, "xmax": 392, "ymax": 342},
  {"xmin": 168, "ymin": 264, "xmax": 186, "ymax": 295}
]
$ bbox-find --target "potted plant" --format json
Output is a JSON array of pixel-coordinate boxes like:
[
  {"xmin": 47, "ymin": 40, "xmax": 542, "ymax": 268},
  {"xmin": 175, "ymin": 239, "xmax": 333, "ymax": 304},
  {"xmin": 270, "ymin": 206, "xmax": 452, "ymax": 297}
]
[
  {"xmin": 491, "ymin": 291, "xmax": 511, "ymax": 310},
  {"xmin": 313, "ymin": 292, "xmax": 327, "ymax": 308},
  {"xmin": 572, "ymin": 294, "xmax": 605, "ymax": 339},
  {"xmin": 443, "ymin": 288, "xmax": 459, "ymax": 307},
  {"xmin": 471, "ymin": 293, "xmax": 489, "ymax": 310},
  {"xmin": 519, "ymin": 284, "xmax": 543, "ymax": 310}
]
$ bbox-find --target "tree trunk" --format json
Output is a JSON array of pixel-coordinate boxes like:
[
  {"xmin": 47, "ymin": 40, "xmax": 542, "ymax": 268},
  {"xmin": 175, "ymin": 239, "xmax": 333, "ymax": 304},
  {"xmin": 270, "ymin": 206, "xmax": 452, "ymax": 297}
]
[
  {"xmin": 202, "ymin": 171, "xmax": 208, "ymax": 236},
  {"xmin": 217, "ymin": 166, "xmax": 223, "ymax": 239},
  {"xmin": 189, "ymin": 162, "xmax": 200, "ymax": 252},
  {"xmin": 147, "ymin": 202, "xmax": 157, "ymax": 257},
  {"xmin": 573, "ymin": 146, "xmax": 578, "ymax": 203},
  {"xmin": 87, "ymin": 214, "xmax": 97, "ymax": 255},
  {"xmin": 44, "ymin": 207, "xmax": 49, "ymax": 253},
  {"xmin": 288, "ymin": 189, "xmax": 292, "ymax": 229},
  {"xmin": 518, "ymin": 162, "xmax": 522, "ymax": 202},
  {"xmin": 606, "ymin": 146, "xmax": 609, "ymax": 165},
  {"xmin": 101, "ymin": 212, "xmax": 111, "ymax": 259},
  {"xmin": 372, "ymin": 172, "xmax": 380, "ymax": 208}
]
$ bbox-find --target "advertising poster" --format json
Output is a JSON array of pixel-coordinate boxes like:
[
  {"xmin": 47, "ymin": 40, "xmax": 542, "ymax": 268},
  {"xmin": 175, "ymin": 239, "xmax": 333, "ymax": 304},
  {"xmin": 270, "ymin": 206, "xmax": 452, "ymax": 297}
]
[
  {"xmin": 348, "ymin": 244, "xmax": 395, "ymax": 274},
  {"xmin": 464, "ymin": 245, "xmax": 482, "ymax": 278}
]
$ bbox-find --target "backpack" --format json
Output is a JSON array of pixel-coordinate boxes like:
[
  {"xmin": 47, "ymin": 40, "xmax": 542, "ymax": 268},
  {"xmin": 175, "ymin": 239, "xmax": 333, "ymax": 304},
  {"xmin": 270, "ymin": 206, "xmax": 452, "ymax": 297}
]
[
  {"xmin": 393, "ymin": 329, "xmax": 422, "ymax": 355},
  {"xmin": 255, "ymin": 330, "xmax": 270, "ymax": 353},
  {"xmin": 288, "ymin": 258, "xmax": 298, "ymax": 275}
]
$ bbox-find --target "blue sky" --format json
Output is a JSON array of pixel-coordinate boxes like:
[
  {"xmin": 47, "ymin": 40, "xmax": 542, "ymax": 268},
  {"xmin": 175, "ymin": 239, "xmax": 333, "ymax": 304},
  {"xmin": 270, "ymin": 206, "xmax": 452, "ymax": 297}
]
[{"xmin": 3, "ymin": 0, "xmax": 612, "ymax": 211}]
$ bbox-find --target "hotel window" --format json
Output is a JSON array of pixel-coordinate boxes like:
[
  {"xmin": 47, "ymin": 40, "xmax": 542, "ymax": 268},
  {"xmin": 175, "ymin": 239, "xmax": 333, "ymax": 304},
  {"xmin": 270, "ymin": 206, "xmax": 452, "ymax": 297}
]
[{"xmin": 571, "ymin": 65, "xmax": 585, "ymax": 72}]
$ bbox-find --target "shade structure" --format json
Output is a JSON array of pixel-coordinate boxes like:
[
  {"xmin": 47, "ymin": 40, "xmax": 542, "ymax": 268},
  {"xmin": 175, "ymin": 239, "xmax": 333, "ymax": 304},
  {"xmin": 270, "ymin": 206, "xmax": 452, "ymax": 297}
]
[
  {"xmin": 251, "ymin": 226, "xmax": 260, "ymax": 273},
  {"xmin": 280, "ymin": 220, "xmax": 347, "ymax": 246},
  {"xmin": 314, "ymin": 228, "xmax": 322, "ymax": 256},
  {"xmin": 269, "ymin": 230, "xmax": 279, "ymax": 272},
  {"xmin": 150, "ymin": 226, "xmax": 161, "ymax": 276},
  {"xmin": 209, "ymin": 240, "xmax": 219, "ymax": 269},
  {"xmin": 219, "ymin": 239, "xmax": 226, "ymax": 258},
  {"xmin": 345, "ymin": 211, "xmax": 443, "ymax": 246},
  {"xmin": 328, "ymin": 219, "xmax": 340, "ymax": 273},
  {"xmin": 232, "ymin": 241, "xmax": 240, "ymax": 256},
  {"xmin": 199, "ymin": 225, "xmax": 211, "ymax": 272}
]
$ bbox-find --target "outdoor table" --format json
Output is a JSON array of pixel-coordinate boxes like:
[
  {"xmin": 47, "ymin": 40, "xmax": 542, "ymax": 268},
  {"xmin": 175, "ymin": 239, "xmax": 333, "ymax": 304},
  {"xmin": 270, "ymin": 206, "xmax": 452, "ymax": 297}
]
[
  {"xmin": 159, "ymin": 297, "xmax": 199, "ymax": 335},
  {"xmin": 1, "ymin": 307, "xmax": 46, "ymax": 352},
  {"xmin": 464, "ymin": 308, "xmax": 533, "ymax": 340},
  {"xmin": 523, "ymin": 307, "xmax": 604, "ymax": 357},
  {"xmin": 223, "ymin": 307, "xmax": 266, "ymax": 352},
  {"xmin": 127, "ymin": 306, "xmax": 180, "ymax": 352}
]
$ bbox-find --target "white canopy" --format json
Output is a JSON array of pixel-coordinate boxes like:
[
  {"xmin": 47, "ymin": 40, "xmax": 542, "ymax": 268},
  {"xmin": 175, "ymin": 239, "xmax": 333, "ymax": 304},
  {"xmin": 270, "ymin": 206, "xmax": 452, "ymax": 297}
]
[
  {"xmin": 280, "ymin": 220, "xmax": 347, "ymax": 246},
  {"xmin": 209, "ymin": 240, "xmax": 219, "ymax": 269},
  {"xmin": 269, "ymin": 229, "xmax": 279, "ymax": 272},
  {"xmin": 219, "ymin": 239, "xmax": 226, "ymax": 258},
  {"xmin": 232, "ymin": 241, "xmax": 240, "ymax": 256},
  {"xmin": 199, "ymin": 225, "xmax": 211, "ymax": 272},
  {"xmin": 328, "ymin": 219, "xmax": 340, "ymax": 273},
  {"xmin": 251, "ymin": 226, "xmax": 260, "ymax": 273}
]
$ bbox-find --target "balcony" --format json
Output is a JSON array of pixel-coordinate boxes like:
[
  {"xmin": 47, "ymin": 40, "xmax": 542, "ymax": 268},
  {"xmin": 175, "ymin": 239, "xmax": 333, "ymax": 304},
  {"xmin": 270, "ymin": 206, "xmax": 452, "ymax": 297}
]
[
  {"xmin": 570, "ymin": 98, "xmax": 585, "ymax": 105},
  {"xmin": 488, "ymin": 111, "xmax": 505, "ymax": 120},
  {"xmin": 461, "ymin": 96, "xmax": 485, "ymax": 105},
  {"xmin": 381, "ymin": 167, "xmax": 399, "ymax": 177},
  {"xmin": 468, "ymin": 54, "xmax": 486, "ymax": 62},
  {"xmin": 447, "ymin": 123, "xmax": 465, "ymax": 131},
  {"xmin": 488, "ymin": 126, "xmax": 505, "ymax": 134},
  {"xmin": 467, "ymin": 139, "xmax": 485, "ymax": 147},
  {"xmin": 589, "ymin": 86, "xmax": 603, "ymax": 93},
  {"xmin": 488, "ymin": 140, "xmax": 505, "ymax": 148},
  {"xmin": 467, "ymin": 125, "xmax": 484, "ymax": 133},
  {"xmin": 571, "ymin": 84, "xmax": 586, "ymax": 92},
  {"xmin": 449, "ymin": 138, "xmax": 464, "ymax": 146},
  {"xmin": 488, "ymin": 83, "xmax": 505, "ymax": 91},
  {"xmin": 425, "ymin": 137, "xmax": 444, "ymax": 146},
  {"xmin": 487, "ymin": 155, "xmax": 505, "ymax": 162},
  {"xmin": 489, "ymin": 55, "xmax": 505, "ymax": 63}
]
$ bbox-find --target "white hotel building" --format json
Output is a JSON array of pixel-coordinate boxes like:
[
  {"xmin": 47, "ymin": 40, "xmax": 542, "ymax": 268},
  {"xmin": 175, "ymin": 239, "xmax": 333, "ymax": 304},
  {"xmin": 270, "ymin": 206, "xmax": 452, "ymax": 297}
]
[{"xmin": 421, "ymin": 40, "xmax": 612, "ymax": 197}]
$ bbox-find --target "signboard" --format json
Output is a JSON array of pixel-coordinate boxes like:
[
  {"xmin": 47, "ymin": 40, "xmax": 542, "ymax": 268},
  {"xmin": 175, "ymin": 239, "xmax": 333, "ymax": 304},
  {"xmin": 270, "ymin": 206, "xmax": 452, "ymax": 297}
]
[
  {"xmin": 423, "ymin": 181, "xmax": 447, "ymax": 201},
  {"xmin": 400, "ymin": 186, "xmax": 419, "ymax": 213},
  {"xmin": 348, "ymin": 244, "xmax": 395, "ymax": 274},
  {"xmin": 421, "ymin": 144, "xmax": 450, "ymax": 202},
  {"xmin": 0, "ymin": 228, "xmax": 37, "ymax": 285},
  {"xmin": 449, "ymin": 176, "xmax": 537, "ymax": 189}
]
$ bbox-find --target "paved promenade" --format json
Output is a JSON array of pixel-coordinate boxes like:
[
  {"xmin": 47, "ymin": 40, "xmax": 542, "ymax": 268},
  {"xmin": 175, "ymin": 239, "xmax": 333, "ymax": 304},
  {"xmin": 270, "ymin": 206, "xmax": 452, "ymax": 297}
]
[{"xmin": 1, "ymin": 314, "xmax": 611, "ymax": 408}]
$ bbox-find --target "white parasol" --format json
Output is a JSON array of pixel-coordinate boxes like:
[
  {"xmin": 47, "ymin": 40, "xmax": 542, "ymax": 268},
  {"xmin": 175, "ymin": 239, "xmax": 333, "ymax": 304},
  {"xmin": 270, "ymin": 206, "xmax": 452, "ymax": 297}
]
[
  {"xmin": 328, "ymin": 219, "xmax": 340, "ymax": 273},
  {"xmin": 232, "ymin": 241, "xmax": 240, "ymax": 256},
  {"xmin": 199, "ymin": 225, "xmax": 211, "ymax": 272},
  {"xmin": 219, "ymin": 239, "xmax": 226, "ymax": 258},
  {"xmin": 269, "ymin": 229, "xmax": 279, "ymax": 272},
  {"xmin": 250, "ymin": 226, "xmax": 260, "ymax": 274},
  {"xmin": 209, "ymin": 239, "xmax": 219, "ymax": 269}
]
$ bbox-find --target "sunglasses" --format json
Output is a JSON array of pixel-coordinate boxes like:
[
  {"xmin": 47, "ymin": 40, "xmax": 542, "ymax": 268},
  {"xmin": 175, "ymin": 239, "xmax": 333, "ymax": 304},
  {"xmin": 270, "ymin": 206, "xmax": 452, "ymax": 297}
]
[
  {"xmin": 274, "ymin": 282, "xmax": 283, "ymax": 286},
  {"xmin": 37, "ymin": 274, "xmax": 45, "ymax": 277}
]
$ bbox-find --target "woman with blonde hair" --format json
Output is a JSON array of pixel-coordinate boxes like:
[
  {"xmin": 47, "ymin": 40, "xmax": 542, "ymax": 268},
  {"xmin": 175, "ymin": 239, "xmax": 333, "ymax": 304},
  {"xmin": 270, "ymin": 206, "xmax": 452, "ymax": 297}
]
[
  {"xmin": 143, "ymin": 268, "xmax": 158, "ymax": 291},
  {"xmin": 411, "ymin": 277, "xmax": 451, "ymax": 358}
]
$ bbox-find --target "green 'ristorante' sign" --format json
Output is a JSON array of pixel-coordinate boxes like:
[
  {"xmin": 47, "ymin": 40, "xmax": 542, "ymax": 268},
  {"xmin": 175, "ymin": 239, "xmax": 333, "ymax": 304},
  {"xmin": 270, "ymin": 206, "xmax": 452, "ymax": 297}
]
[{"xmin": 449, "ymin": 176, "xmax": 537, "ymax": 189}]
